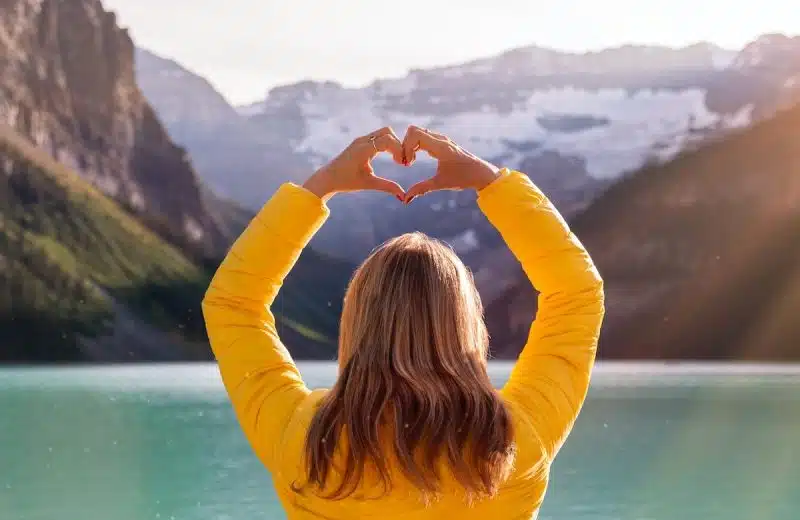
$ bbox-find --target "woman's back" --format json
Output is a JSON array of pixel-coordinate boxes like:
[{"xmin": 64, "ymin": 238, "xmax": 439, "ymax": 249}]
[
  {"xmin": 201, "ymin": 126, "xmax": 604, "ymax": 519},
  {"xmin": 272, "ymin": 391, "xmax": 550, "ymax": 520}
]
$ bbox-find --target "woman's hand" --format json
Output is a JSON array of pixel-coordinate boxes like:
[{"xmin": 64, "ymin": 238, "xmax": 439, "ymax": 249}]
[
  {"xmin": 401, "ymin": 126, "xmax": 501, "ymax": 203},
  {"xmin": 303, "ymin": 127, "xmax": 406, "ymax": 202}
]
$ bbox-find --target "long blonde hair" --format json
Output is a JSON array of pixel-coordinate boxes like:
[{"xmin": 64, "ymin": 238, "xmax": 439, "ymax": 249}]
[{"xmin": 297, "ymin": 232, "xmax": 515, "ymax": 503}]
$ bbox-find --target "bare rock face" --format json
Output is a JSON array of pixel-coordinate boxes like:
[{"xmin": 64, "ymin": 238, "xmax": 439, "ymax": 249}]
[{"xmin": 0, "ymin": 0, "xmax": 225, "ymax": 255}]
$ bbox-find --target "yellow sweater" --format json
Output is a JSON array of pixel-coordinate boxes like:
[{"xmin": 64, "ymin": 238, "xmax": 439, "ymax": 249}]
[{"xmin": 202, "ymin": 169, "xmax": 605, "ymax": 519}]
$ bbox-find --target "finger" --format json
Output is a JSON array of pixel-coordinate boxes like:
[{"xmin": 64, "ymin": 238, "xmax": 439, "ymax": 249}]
[
  {"xmin": 356, "ymin": 127, "xmax": 403, "ymax": 163},
  {"xmin": 357, "ymin": 126, "xmax": 394, "ymax": 143},
  {"xmin": 402, "ymin": 125, "xmax": 428, "ymax": 164},
  {"xmin": 420, "ymin": 127, "xmax": 465, "ymax": 158},
  {"xmin": 402, "ymin": 125, "xmax": 448, "ymax": 164},
  {"xmin": 421, "ymin": 127, "xmax": 450, "ymax": 141},
  {"xmin": 365, "ymin": 175, "xmax": 405, "ymax": 199},
  {"xmin": 404, "ymin": 177, "xmax": 438, "ymax": 203},
  {"xmin": 419, "ymin": 127, "xmax": 470, "ymax": 164},
  {"xmin": 371, "ymin": 132, "xmax": 404, "ymax": 164}
]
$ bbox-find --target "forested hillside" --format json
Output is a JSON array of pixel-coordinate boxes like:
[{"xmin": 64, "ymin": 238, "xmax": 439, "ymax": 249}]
[
  {"xmin": 0, "ymin": 125, "xmax": 208, "ymax": 361},
  {"xmin": 487, "ymin": 102, "xmax": 800, "ymax": 360}
]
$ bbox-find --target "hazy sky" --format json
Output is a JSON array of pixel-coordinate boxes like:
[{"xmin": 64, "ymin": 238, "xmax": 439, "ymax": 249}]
[{"xmin": 103, "ymin": 0, "xmax": 800, "ymax": 105}]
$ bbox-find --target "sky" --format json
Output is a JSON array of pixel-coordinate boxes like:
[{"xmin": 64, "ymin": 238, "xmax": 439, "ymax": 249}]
[{"xmin": 103, "ymin": 0, "xmax": 800, "ymax": 106}]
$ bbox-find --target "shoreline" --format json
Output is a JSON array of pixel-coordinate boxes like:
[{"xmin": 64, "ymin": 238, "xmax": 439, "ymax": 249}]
[
  {"xmin": 2, "ymin": 360, "xmax": 800, "ymax": 374},
  {"xmin": 0, "ymin": 361, "xmax": 798, "ymax": 394}
]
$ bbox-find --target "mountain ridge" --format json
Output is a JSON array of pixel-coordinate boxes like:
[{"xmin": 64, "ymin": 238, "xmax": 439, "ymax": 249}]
[
  {"xmin": 1, "ymin": 122, "xmax": 354, "ymax": 363},
  {"xmin": 136, "ymin": 33, "xmax": 800, "ymax": 318},
  {"xmin": 8, "ymin": 10, "xmax": 794, "ymax": 362},
  {"xmin": 487, "ymin": 101, "xmax": 800, "ymax": 360},
  {"xmin": 232, "ymin": 40, "xmax": 736, "ymax": 109},
  {"xmin": 0, "ymin": 122, "xmax": 210, "ymax": 362},
  {"xmin": 0, "ymin": 0, "xmax": 352, "ymax": 363}
]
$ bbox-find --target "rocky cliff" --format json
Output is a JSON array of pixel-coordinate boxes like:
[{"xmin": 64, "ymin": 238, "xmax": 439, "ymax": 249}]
[
  {"xmin": 0, "ymin": 0, "xmax": 226, "ymax": 257},
  {"xmin": 0, "ymin": 0, "xmax": 355, "ymax": 363}
]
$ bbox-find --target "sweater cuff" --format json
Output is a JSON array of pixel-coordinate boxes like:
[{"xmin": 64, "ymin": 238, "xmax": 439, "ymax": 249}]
[
  {"xmin": 477, "ymin": 169, "xmax": 546, "ymax": 214},
  {"xmin": 254, "ymin": 183, "xmax": 330, "ymax": 246}
]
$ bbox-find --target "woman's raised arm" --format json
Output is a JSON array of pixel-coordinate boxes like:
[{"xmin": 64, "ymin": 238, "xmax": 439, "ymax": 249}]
[
  {"xmin": 478, "ymin": 171, "xmax": 605, "ymax": 462},
  {"xmin": 401, "ymin": 126, "xmax": 604, "ymax": 462},
  {"xmin": 202, "ymin": 127, "xmax": 405, "ymax": 470},
  {"xmin": 202, "ymin": 183, "xmax": 328, "ymax": 470}
]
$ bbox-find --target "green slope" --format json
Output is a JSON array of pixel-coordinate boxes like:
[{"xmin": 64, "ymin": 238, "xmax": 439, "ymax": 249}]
[
  {"xmin": 0, "ymin": 125, "xmax": 353, "ymax": 362},
  {"xmin": 0, "ymin": 125, "xmax": 211, "ymax": 362},
  {"xmin": 275, "ymin": 247, "xmax": 354, "ymax": 358}
]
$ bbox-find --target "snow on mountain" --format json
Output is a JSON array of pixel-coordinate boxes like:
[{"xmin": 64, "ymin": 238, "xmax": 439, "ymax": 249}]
[
  {"xmin": 294, "ymin": 85, "xmax": 752, "ymax": 180},
  {"xmin": 239, "ymin": 42, "xmax": 759, "ymax": 187}
]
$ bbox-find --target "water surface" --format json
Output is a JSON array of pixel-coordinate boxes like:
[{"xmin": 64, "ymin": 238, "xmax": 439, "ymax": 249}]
[{"xmin": 1, "ymin": 362, "xmax": 799, "ymax": 520}]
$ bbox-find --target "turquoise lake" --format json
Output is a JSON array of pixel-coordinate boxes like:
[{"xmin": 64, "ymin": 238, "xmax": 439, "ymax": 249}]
[{"xmin": 1, "ymin": 362, "xmax": 799, "ymax": 520}]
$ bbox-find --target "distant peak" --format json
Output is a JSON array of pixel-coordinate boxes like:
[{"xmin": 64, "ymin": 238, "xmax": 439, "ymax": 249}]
[
  {"xmin": 134, "ymin": 46, "xmax": 186, "ymax": 73},
  {"xmin": 265, "ymin": 79, "xmax": 344, "ymax": 99},
  {"xmin": 745, "ymin": 33, "xmax": 800, "ymax": 51},
  {"xmin": 732, "ymin": 33, "xmax": 800, "ymax": 69},
  {"xmin": 753, "ymin": 33, "xmax": 794, "ymax": 45}
]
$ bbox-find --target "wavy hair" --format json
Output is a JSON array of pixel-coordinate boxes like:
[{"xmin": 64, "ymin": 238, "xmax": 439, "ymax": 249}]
[{"xmin": 295, "ymin": 232, "xmax": 515, "ymax": 503}]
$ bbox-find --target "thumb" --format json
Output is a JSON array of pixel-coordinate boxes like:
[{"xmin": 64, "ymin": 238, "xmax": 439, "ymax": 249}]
[
  {"xmin": 404, "ymin": 177, "xmax": 437, "ymax": 203},
  {"xmin": 366, "ymin": 175, "xmax": 405, "ymax": 199}
]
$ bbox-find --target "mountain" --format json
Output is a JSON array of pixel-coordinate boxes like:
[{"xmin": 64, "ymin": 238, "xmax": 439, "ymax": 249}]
[
  {"xmin": 235, "ymin": 39, "xmax": 798, "ymax": 195},
  {"xmin": 0, "ymin": 0, "xmax": 227, "ymax": 257},
  {"xmin": 0, "ymin": 123, "xmax": 352, "ymax": 362},
  {"xmin": 135, "ymin": 37, "xmax": 800, "ymax": 302},
  {"xmin": 706, "ymin": 34, "xmax": 800, "ymax": 117},
  {"xmin": 0, "ymin": 123, "xmax": 210, "ymax": 362},
  {"xmin": 0, "ymin": 0, "xmax": 354, "ymax": 363},
  {"xmin": 729, "ymin": 33, "xmax": 800, "ymax": 75},
  {"xmin": 134, "ymin": 48, "xmax": 309, "ymax": 206},
  {"xmin": 486, "ymin": 101, "xmax": 800, "ymax": 361}
]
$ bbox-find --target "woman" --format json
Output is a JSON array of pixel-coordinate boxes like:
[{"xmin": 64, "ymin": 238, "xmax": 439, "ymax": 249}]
[{"xmin": 202, "ymin": 125, "xmax": 604, "ymax": 519}]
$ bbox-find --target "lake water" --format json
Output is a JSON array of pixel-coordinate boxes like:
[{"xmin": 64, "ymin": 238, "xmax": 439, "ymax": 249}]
[{"xmin": 1, "ymin": 362, "xmax": 799, "ymax": 520}]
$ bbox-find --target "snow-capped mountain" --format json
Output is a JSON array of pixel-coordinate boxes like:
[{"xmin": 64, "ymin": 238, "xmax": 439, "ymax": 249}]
[
  {"xmin": 136, "ymin": 36, "xmax": 800, "ymax": 300},
  {"xmin": 239, "ymin": 43, "xmax": 747, "ymax": 179}
]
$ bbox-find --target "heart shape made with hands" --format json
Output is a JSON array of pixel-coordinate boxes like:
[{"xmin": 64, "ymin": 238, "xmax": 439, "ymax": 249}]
[{"xmin": 329, "ymin": 125, "xmax": 498, "ymax": 204}]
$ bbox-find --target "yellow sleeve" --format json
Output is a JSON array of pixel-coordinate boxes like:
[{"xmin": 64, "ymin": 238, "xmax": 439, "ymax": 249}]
[
  {"xmin": 201, "ymin": 182, "xmax": 330, "ymax": 470},
  {"xmin": 478, "ymin": 169, "xmax": 605, "ymax": 461}
]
